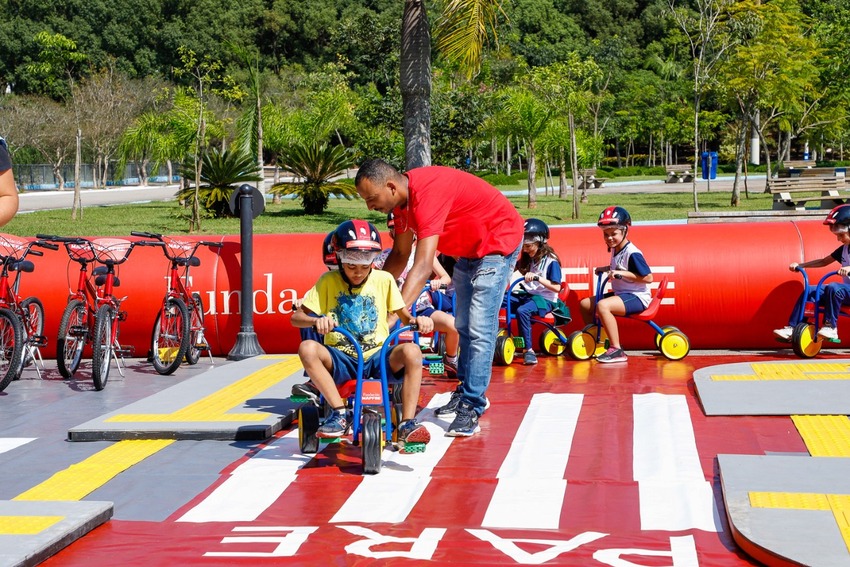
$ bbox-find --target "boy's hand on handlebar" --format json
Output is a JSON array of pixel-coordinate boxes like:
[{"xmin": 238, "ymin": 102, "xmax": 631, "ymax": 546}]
[
  {"xmin": 839, "ymin": 266, "xmax": 850, "ymax": 277},
  {"xmin": 414, "ymin": 316, "xmax": 434, "ymax": 334},
  {"xmin": 314, "ymin": 314, "xmax": 336, "ymax": 335}
]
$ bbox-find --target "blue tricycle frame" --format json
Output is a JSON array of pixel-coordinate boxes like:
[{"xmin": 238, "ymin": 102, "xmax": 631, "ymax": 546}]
[
  {"xmin": 493, "ymin": 277, "xmax": 571, "ymax": 365},
  {"xmin": 293, "ymin": 325, "xmax": 418, "ymax": 475},
  {"xmin": 564, "ymin": 272, "xmax": 689, "ymax": 361},
  {"xmin": 787, "ymin": 267, "xmax": 850, "ymax": 358}
]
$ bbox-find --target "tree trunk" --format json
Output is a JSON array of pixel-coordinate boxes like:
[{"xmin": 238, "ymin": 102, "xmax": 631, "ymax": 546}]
[
  {"xmin": 401, "ymin": 0, "xmax": 431, "ymax": 169},
  {"xmin": 558, "ymin": 146, "xmax": 568, "ymax": 199},
  {"xmin": 72, "ymin": 129, "xmax": 82, "ymax": 220},
  {"xmin": 527, "ymin": 143, "xmax": 537, "ymax": 209},
  {"xmin": 569, "ymin": 113, "xmax": 581, "ymax": 218}
]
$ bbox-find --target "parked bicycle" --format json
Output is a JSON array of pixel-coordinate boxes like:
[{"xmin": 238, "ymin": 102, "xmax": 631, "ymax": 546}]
[
  {"xmin": 0, "ymin": 234, "xmax": 57, "ymax": 390},
  {"xmin": 37, "ymin": 235, "xmax": 138, "ymax": 390},
  {"xmin": 131, "ymin": 232, "xmax": 221, "ymax": 375}
]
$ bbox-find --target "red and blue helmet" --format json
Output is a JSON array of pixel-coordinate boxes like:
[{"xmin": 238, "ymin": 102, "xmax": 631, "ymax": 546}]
[
  {"xmin": 332, "ymin": 219, "xmax": 382, "ymax": 265},
  {"xmin": 597, "ymin": 206, "xmax": 632, "ymax": 228}
]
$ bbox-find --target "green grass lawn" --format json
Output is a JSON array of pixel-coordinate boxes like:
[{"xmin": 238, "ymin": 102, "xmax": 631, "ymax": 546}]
[{"xmin": 3, "ymin": 185, "xmax": 775, "ymax": 237}]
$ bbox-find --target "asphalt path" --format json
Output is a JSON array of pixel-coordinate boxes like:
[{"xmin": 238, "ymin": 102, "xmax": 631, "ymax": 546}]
[{"xmin": 16, "ymin": 175, "xmax": 765, "ymax": 214}]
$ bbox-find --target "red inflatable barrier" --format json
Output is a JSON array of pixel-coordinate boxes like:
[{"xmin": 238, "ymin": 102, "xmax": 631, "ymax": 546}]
[{"xmin": 16, "ymin": 220, "xmax": 840, "ymax": 357}]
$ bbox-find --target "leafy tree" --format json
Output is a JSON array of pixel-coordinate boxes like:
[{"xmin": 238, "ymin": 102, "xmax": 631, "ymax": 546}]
[
  {"xmin": 21, "ymin": 31, "xmax": 87, "ymax": 100},
  {"xmin": 668, "ymin": 0, "xmax": 736, "ymax": 212},
  {"xmin": 270, "ymin": 142, "xmax": 356, "ymax": 214},
  {"xmin": 500, "ymin": 87, "xmax": 551, "ymax": 209}
]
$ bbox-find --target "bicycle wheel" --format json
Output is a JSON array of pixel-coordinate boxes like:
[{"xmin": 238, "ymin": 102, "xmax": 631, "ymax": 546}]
[
  {"xmin": 0, "ymin": 308, "xmax": 23, "ymax": 392},
  {"xmin": 57, "ymin": 299, "xmax": 87, "ymax": 379},
  {"xmin": 185, "ymin": 293, "xmax": 206, "ymax": 365},
  {"xmin": 151, "ymin": 297, "xmax": 189, "ymax": 375},
  {"xmin": 18, "ymin": 297, "xmax": 45, "ymax": 377},
  {"xmin": 91, "ymin": 304, "xmax": 114, "ymax": 391}
]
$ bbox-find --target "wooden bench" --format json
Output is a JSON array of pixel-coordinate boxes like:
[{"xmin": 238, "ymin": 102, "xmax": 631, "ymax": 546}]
[
  {"xmin": 782, "ymin": 159, "xmax": 816, "ymax": 169},
  {"xmin": 666, "ymin": 164, "xmax": 693, "ymax": 183},
  {"xmin": 768, "ymin": 177, "xmax": 846, "ymax": 210},
  {"xmin": 577, "ymin": 168, "xmax": 607, "ymax": 190}
]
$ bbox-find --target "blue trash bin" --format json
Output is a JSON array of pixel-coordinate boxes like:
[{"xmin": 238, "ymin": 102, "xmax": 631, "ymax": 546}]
[{"xmin": 701, "ymin": 151, "xmax": 718, "ymax": 180}]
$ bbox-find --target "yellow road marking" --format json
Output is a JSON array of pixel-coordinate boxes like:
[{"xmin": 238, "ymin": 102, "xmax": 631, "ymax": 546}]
[
  {"xmin": 14, "ymin": 439, "xmax": 174, "ymax": 501},
  {"xmin": 711, "ymin": 362, "xmax": 850, "ymax": 381},
  {"xmin": 0, "ymin": 515, "xmax": 64, "ymax": 534},
  {"xmin": 792, "ymin": 415, "xmax": 850, "ymax": 457},
  {"xmin": 106, "ymin": 357, "xmax": 302, "ymax": 422}
]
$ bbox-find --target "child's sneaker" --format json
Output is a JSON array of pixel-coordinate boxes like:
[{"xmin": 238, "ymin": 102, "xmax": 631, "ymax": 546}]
[
  {"xmin": 773, "ymin": 326, "xmax": 794, "ymax": 342},
  {"xmin": 596, "ymin": 347, "xmax": 627, "ymax": 363},
  {"xmin": 444, "ymin": 356, "xmax": 458, "ymax": 378},
  {"xmin": 397, "ymin": 419, "xmax": 431, "ymax": 453},
  {"xmin": 291, "ymin": 381, "xmax": 320, "ymax": 404},
  {"xmin": 316, "ymin": 410, "xmax": 348, "ymax": 438},
  {"xmin": 818, "ymin": 325, "xmax": 840, "ymax": 342},
  {"xmin": 446, "ymin": 401, "xmax": 480, "ymax": 437},
  {"xmin": 524, "ymin": 350, "xmax": 538, "ymax": 365}
]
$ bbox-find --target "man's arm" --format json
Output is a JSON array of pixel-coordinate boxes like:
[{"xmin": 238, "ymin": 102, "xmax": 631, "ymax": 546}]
[
  {"xmin": 382, "ymin": 229, "xmax": 414, "ymax": 279},
  {"xmin": 400, "ymin": 234, "xmax": 439, "ymax": 307},
  {"xmin": 0, "ymin": 169, "xmax": 19, "ymax": 227}
]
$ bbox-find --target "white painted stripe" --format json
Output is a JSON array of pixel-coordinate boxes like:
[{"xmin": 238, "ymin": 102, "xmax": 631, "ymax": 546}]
[
  {"xmin": 177, "ymin": 431, "xmax": 315, "ymax": 523},
  {"xmin": 651, "ymin": 266, "xmax": 676, "ymax": 274},
  {"xmin": 632, "ymin": 393, "xmax": 720, "ymax": 532},
  {"xmin": 0, "ymin": 438, "xmax": 35, "ymax": 454},
  {"xmin": 564, "ymin": 267, "xmax": 589, "ymax": 275},
  {"xmin": 330, "ymin": 393, "xmax": 453, "ymax": 524},
  {"xmin": 567, "ymin": 283, "xmax": 590, "ymax": 291},
  {"xmin": 482, "ymin": 393, "xmax": 583, "ymax": 529}
]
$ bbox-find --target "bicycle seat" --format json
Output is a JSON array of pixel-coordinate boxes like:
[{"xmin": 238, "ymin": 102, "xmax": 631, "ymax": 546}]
[
  {"xmin": 95, "ymin": 274, "xmax": 120, "ymax": 287},
  {"xmin": 176, "ymin": 256, "xmax": 201, "ymax": 268},
  {"xmin": 628, "ymin": 277, "xmax": 668, "ymax": 322},
  {"xmin": 10, "ymin": 260, "xmax": 34, "ymax": 273}
]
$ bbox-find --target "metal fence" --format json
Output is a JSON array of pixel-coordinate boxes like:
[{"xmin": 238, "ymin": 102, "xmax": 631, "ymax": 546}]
[{"xmin": 13, "ymin": 163, "xmax": 179, "ymax": 191}]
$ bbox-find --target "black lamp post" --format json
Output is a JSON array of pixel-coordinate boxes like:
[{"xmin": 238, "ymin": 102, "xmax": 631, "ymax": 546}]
[{"xmin": 227, "ymin": 184, "xmax": 265, "ymax": 360}]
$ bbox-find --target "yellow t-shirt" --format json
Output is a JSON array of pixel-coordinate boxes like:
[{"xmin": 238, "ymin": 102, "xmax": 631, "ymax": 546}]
[{"xmin": 301, "ymin": 269, "xmax": 406, "ymax": 358}]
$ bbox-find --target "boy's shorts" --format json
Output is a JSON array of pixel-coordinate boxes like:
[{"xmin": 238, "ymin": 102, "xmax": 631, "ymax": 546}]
[
  {"xmin": 326, "ymin": 344, "xmax": 405, "ymax": 385},
  {"xmin": 603, "ymin": 292, "xmax": 647, "ymax": 315}
]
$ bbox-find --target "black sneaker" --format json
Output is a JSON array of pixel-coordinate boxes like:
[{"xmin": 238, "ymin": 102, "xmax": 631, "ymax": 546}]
[
  {"xmin": 434, "ymin": 388, "xmax": 462, "ymax": 418},
  {"xmin": 596, "ymin": 347, "xmax": 627, "ymax": 363},
  {"xmin": 291, "ymin": 381, "xmax": 320, "ymax": 404},
  {"xmin": 446, "ymin": 401, "xmax": 480, "ymax": 437}
]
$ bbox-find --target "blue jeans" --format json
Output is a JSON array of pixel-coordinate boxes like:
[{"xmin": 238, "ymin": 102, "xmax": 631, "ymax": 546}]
[{"xmin": 453, "ymin": 245, "xmax": 521, "ymax": 415}]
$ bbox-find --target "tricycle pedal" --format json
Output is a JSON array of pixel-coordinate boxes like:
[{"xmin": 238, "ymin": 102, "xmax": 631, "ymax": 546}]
[
  {"xmin": 290, "ymin": 395, "xmax": 313, "ymax": 404},
  {"xmin": 512, "ymin": 337, "xmax": 525, "ymax": 348},
  {"xmin": 399, "ymin": 442, "xmax": 426, "ymax": 454},
  {"xmin": 428, "ymin": 363, "xmax": 444, "ymax": 375}
]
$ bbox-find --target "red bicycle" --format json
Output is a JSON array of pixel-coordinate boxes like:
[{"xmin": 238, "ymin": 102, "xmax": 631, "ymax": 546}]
[
  {"xmin": 37, "ymin": 234, "xmax": 138, "ymax": 390},
  {"xmin": 0, "ymin": 234, "xmax": 56, "ymax": 389},
  {"xmin": 131, "ymin": 231, "xmax": 221, "ymax": 375}
]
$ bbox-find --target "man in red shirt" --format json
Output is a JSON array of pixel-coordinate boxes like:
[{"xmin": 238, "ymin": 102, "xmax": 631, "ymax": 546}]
[{"xmin": 355, "ymin": 159, "xmax": 523, "ymax": 437}]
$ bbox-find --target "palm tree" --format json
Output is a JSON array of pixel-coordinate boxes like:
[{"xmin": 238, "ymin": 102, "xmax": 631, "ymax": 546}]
[
  {"xmin": 502, "ymin": 88, "xmax": 552, "ymax": 209},
  {"xmin": 270, "ymin": 143, "xmax": 356, "ymax": 215},
  {"xmin": 177, "ymin": 147, "xmax": 261, "ymax": 217},
  {"xmin": 402, "ymin": 0, "xmax": 505, "ymax": 169}
]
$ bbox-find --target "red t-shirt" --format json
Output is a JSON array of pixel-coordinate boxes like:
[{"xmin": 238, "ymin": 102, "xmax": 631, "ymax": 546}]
[{"xmin": 393, "ymin": 166, "xmax": 523, "ymax": 258}]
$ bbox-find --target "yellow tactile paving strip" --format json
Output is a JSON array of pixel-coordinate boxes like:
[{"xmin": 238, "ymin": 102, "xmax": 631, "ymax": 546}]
[
  {"xmin": 711, "ymin": 362, "xmax": 850, "ymax": 381},
  {"xmin": 0, "ymin": 515, "xmax": 64, "ymax": 534},
  {"xmin": 793, "ymin": 415, "xmax": 850, "ymax": 457},
  {"xmin": 14, "ymin": 439, "xmax": 174, "ymax": 502},
  {"xmin": 750, "ymin": 491, "xmax": 850, "ymax": 554},
  {"xmin": 106, "ymin": 357, "xmax": 302, "ymax": 422}
]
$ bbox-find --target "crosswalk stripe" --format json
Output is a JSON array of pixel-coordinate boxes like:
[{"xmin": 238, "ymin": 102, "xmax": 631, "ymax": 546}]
[
  {"xmin": 482, "ymin": 393, "xmax": 583, "ymax": 529},
  {"xmin": 177, "ymin": 432, "xmax": 316, "ymax": 523},
  {"xmin": 330, "ymin": 392, "xmax": 453, "ymax": 524},
  {"xmin": 633, "ymin": 393, "xmax": 720, "ymax": 532},
  {"xmin": 0, "ymin": 438, "xmax": 35, "ymax": 454}
]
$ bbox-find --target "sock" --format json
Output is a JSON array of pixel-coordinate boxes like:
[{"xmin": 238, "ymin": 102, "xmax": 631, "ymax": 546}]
[{"xmin": 446, "ymin": 354, "xmax": 458, "ymax": 364}]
